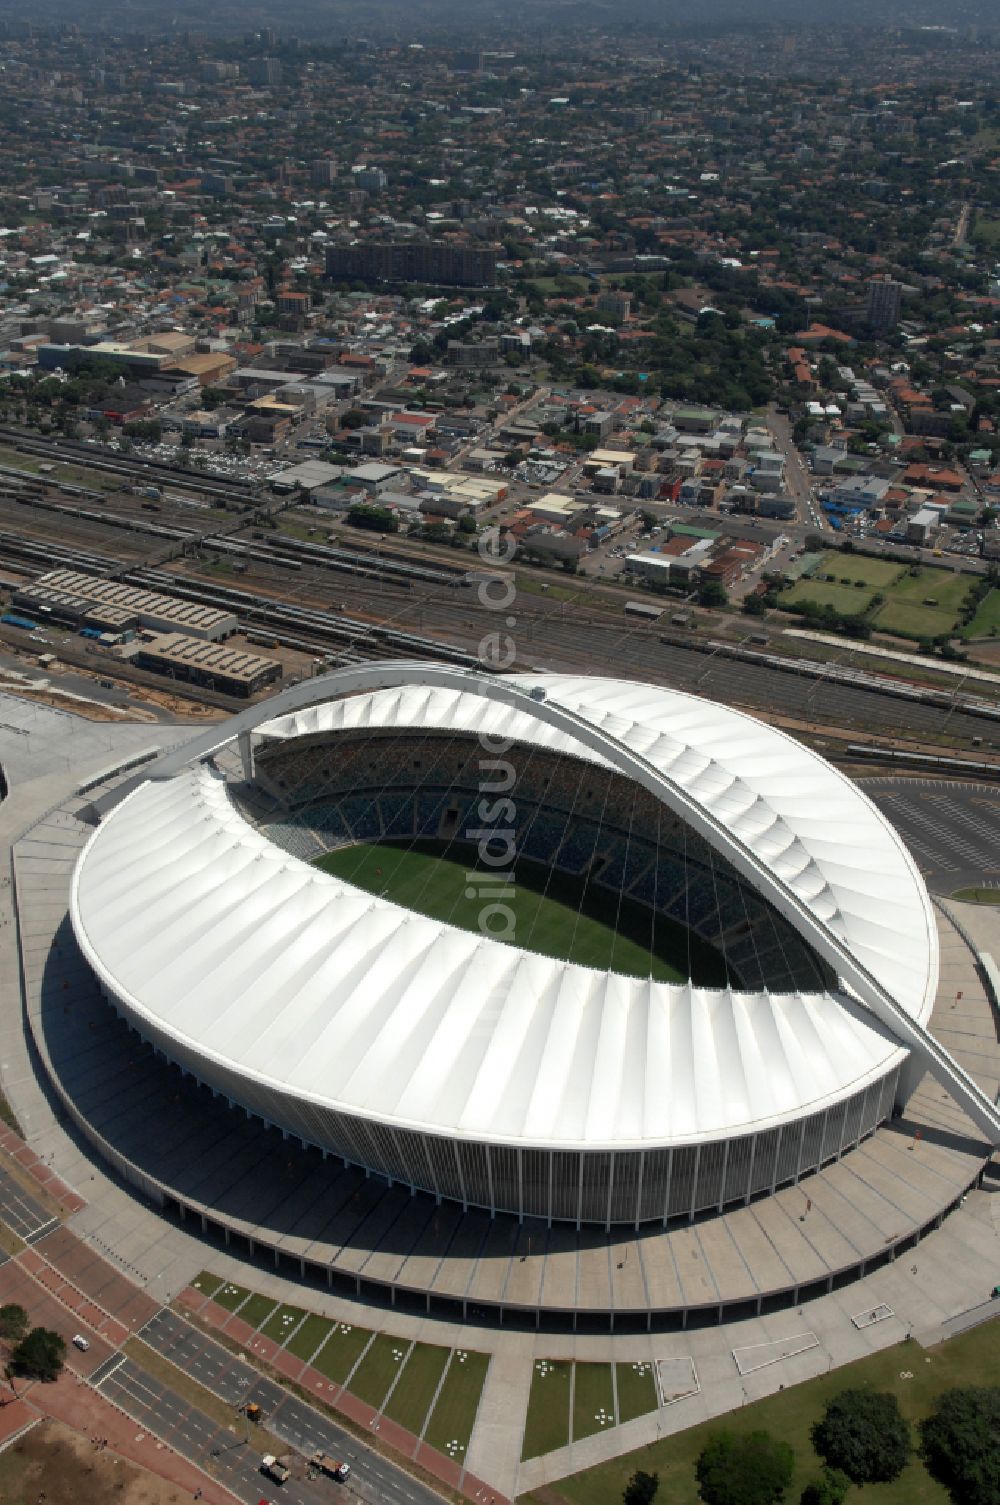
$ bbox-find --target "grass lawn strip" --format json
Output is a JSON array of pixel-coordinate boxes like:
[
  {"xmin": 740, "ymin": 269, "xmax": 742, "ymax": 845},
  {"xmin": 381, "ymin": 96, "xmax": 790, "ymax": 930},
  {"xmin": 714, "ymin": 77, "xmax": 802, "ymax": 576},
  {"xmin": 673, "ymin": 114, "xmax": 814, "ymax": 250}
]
[
  {"xmin": 873, "ymin": 601, "xmax": 962, "ymax": 639},
  {"xmin": 962, "ymin": 586, "xmax": 1000, "ymax": 639},
  {"xmin": 210, "ymin": 1279, "xmax": 252, "ymax": 1314},
  {"xmin": 572, "ymin": 1362, "xmax": 616, "ymax": 1443},
  {"xmin": 781, "ymin": 578, "xmax": 874, "ymax": 615},
  {"xmin": 190, "ymin": 1271, "xmax": 225, "ymax": 1299},
  {"xmin": 347, "ymin": 1332, "xmax": 413, "ymax": 1409},
  {"xmin": 951, "ymin": 887, "xmax": 1000, "ymax": 904},
  {"xmin": 311, "ymin": 1320, "xmax": 375, "ymax": 1385},
  {"xmin": 383, "ymin": 1340, "xmax": 452, "ymax": 1435},
  {"xmin": 0, "ymin": 1087, "xmax": 22, "ymax": 1135},
  {"xmin": 883, "ymin": 568, "xmax": 973, "ymax": 615},
  {"xmin": 521, "ymin": 1358, "xmax": 573, "ymax": 1461},
  {"xmin": 972, "ymin": 214, "xmax": 1000, "ymax": 246},
  {"xmin": 259, "ymin": 1302, "xmax": 309, "ymax": 1344},
  {"xmin": 0, "ymin": 444, "xmax": 122, "ymax": 492},
  {"xmin": 528, "ymin": 276, "xmax": 590, "ymax": 295},
  {"xmin": 828, "ymin": 556, "xmax": 903, "ymax": 589},
  {"xmin": 614, "ymin": 1360, "xmax": 658, "ymax": 1425},
  {"xmin": 235, "ymin": 1292, "xmax": 279, "ymax": 1330},
  {"xmin": 535, "ymin": 1321, "xmax": 1000, "ymax": 1505},
  {"xmin": 0, "ymin": 1219, "xmax": 24, "ymax": 1257},
  {"xmin": 423, "ymin": 1348, "xmax": 491, "ymax": 1459},
  {"xmin": 0, "ymin": 1149, "xmax": 67, "ymax": 1220},
  {"xmin": 285, "ymin": 1311, "xmax": 335, "ymax": 1362},
  {"xmin": 872, "ymin": 568, "xmax": 975, "ymax": 639}
]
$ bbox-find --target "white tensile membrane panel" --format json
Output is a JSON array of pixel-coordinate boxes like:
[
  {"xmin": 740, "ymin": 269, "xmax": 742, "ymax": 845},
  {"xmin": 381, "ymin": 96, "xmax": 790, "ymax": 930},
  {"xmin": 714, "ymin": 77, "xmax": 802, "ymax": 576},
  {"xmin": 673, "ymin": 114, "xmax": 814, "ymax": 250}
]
[{"xmin": 71, "ymin": 673, "xmax": 940, "ymax": 1157}]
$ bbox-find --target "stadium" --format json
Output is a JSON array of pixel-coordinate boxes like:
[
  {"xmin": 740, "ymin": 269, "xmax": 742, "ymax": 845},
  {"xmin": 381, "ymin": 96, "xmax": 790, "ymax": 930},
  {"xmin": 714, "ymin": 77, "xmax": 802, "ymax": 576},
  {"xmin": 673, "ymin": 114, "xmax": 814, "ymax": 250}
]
[{"xmin": 69, "ymin": 662, "xmax": 999, "ymax": 1231}]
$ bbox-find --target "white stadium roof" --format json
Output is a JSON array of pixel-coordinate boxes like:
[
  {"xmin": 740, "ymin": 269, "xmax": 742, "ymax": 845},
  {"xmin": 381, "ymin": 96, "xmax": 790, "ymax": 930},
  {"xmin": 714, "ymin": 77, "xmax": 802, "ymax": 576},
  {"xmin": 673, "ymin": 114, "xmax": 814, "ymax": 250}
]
[{"xmin": 70, "ymin": 673, "xmax": 942, "ymax": 1153}]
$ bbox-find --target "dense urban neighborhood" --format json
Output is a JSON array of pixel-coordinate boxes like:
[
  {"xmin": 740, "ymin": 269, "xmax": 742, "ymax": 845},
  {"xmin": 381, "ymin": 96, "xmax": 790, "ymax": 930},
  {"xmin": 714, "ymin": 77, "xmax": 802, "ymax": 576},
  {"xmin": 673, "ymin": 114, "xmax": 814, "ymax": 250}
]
[
  {"xmin": 0, "ymin": 21, "xmax": 998, "ymax": 703},
  {"xmin": 2, "ymin": 12, "xmax": 1000, "ymax": 1505}
]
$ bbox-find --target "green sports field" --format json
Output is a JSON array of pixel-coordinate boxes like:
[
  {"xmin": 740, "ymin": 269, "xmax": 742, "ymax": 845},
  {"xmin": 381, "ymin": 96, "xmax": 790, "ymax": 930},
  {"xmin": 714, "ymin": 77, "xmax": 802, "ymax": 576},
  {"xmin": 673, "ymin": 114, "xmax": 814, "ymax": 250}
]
[{"xmin": 313, "ymin": 839, "xmax": 729, "ymax": 985}]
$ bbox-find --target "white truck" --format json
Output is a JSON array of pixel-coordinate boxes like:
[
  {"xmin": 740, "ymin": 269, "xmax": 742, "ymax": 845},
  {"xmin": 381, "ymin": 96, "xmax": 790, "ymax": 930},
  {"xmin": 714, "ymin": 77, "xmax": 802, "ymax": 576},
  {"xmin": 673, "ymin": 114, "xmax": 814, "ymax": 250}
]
[{"xmin": 261, "ymin": 1454, "xmax": 291, "ymax": 1484}]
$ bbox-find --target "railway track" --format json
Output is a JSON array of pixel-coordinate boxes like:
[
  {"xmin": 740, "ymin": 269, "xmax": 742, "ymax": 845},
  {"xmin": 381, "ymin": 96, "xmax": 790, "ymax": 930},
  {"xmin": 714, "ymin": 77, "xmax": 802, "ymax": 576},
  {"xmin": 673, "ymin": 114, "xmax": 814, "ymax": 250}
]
[
  {"xmin": 2, "ymin": 522, "xmax": 998, "ymax": 747},
  {"xmin": 0, "ymin": 425, "xmax": 258, "ymax": 505}
]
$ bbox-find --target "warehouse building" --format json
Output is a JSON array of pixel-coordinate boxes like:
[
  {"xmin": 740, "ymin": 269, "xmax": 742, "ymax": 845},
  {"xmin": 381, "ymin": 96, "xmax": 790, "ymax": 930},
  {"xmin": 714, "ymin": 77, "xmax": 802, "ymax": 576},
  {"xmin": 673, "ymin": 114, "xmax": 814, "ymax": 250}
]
[
  {"xmin": 15, "ymin": 571, "xmax": 237, "ymax": 641},
  {"xmin": 132, "ymin": 633, "xmax": 281, "ymax": 697}
]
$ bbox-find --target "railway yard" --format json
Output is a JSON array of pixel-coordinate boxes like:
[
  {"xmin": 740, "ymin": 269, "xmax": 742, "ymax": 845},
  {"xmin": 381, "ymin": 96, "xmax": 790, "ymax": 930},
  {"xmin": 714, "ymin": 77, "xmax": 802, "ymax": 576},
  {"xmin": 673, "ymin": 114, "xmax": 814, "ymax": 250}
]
[{"xmin": 0, "ymin": 427, "xmax": 999, "ymax": 770}]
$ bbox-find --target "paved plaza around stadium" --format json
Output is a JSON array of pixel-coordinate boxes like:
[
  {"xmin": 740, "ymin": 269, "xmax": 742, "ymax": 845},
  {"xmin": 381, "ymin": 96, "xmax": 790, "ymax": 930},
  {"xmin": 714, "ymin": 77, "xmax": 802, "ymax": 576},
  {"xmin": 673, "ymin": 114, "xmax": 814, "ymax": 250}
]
[{"xmin": 2, "ymin": 688, "xmax": 1000, "ymax": 1501}]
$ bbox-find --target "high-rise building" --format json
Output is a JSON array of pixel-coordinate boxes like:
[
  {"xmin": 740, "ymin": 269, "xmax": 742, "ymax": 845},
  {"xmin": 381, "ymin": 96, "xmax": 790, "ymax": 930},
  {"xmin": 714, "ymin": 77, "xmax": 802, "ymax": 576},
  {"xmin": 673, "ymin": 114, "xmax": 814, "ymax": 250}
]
[
  {"xmin": 325, "ymin": 240, "xmax": 500, "ymax": 288},
  {"xmin": 596, "ymin": 289, "xmax": 632, "ymax": 324},
  {"xmin": 355, "ymin": 166, "xmax": 387, "ymax": 193},
  {"xmin": 247, "ymin": 57, "xmax": 282, "ymax": 86},
  {"xmin": 866, "ymin": 275, "xmax": 903, "ymax": 332},
  {"xmin": 311, "ymin": 158, "xmax": 338, "ymax": 188}
]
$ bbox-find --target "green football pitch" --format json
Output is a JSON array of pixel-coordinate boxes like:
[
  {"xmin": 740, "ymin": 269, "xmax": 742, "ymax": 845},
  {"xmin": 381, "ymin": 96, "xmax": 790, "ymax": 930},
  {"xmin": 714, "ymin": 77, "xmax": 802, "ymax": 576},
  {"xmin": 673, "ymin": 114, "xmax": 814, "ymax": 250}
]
[{"xmin": 313, "ymin": 839, "xmax": 729, "ymax": 985}]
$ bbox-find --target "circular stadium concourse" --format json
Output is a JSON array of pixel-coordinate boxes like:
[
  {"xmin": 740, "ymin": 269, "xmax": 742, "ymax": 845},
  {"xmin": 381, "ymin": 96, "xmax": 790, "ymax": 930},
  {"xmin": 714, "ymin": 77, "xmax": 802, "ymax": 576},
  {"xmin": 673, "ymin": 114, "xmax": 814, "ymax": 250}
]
[{"xmin": 69, "ymin": 663, "xmax": 963, "ymax": 1231}]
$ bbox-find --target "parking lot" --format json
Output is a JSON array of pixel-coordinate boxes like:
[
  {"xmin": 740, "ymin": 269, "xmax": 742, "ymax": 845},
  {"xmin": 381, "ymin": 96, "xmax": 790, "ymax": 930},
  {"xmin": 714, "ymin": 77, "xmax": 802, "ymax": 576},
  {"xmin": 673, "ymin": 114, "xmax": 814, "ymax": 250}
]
[{"xmin": 863, "ymin": 778, "xmax": 1000, "ymax": 893}]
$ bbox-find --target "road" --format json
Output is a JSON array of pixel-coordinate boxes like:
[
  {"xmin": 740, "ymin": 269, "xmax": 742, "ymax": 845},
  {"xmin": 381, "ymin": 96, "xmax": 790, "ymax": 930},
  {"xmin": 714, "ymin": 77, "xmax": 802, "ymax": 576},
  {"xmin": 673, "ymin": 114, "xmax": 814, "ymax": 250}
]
[
  {"xmin": 0, "ymin": 1177, "xmax": 453, "ymax": 1505},
  {"xmin": 766, "ymin": 406, "xmax": 823, "ymax": 530},
  {"xmin": 0, "ymin": 1162, "xmax": 59, "ymax": 1244},
  {"xmin": 95, "ymin": 1355, "xmax": 333, "ymax": 1505},
  {"xmin": 0, "ymin": 646, "xmax": 181, "ymax": 723},
  {"xmin": 139, "ymin": 1309, "xmax": 444, "ymax": 1505},
  {"xmin": 954, "ymin": 201, "xmax": 972, "ymax": 248}
]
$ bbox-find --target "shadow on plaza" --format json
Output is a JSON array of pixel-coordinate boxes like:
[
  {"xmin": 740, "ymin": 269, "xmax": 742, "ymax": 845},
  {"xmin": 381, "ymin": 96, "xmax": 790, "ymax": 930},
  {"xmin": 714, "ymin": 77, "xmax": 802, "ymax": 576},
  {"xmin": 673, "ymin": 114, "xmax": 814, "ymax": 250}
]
[
  {"xmin": 35, "ymin": 918, "xmax": 634, "ymax": 1309},
  {"xmin": 32, "ymin": 916, "xmax": 995, "ymax": 1330}
]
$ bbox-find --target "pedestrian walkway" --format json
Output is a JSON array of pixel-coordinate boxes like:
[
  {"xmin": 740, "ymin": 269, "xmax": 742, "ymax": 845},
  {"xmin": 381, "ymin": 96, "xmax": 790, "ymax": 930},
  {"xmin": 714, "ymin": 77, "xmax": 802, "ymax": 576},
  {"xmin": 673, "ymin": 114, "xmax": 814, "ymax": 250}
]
[{"xmin": 0, "ymin": 1124, "xmax": 85, "ymax": 1217}]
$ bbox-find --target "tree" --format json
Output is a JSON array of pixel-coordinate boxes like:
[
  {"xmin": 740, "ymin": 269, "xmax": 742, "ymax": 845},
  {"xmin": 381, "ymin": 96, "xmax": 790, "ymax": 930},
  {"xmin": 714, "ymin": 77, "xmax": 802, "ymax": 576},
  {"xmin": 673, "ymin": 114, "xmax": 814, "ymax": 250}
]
[
  {"xmin": 698, "ymin": 579, "xmax": 729, "ymax": 608},
  {"xmin": 623, "ymin": 1470, "xmax": 658, "ymax": 1505},
  {"xmin": 10, "ymin": 1327, "xmax": 66, "ymax": 1382},
  {"xmin": 0, "ymin": 1304, "xmax": 28, "ymax": 1342},
  {"xmin": 696, "ymin": 1430, "xmax": 794, "ymax": 1505},
  {"xmin": 920, "ymin": 1386, "xmax": 1000, "ymax": 1505},
  {"xmin": 812, "ymin": 1389, "xmax": 910, "ymax": 1484},
  {"xmin": 799, "ymin": 1468, "xmax": 850, "ymax": 1505},
  {"xmin": 123, "ymin": 419, "xmax": 162, "ymax": 443},
  {"xmin": 347, "ymin": 503, "xmax": 399, "ymax": 534}
]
